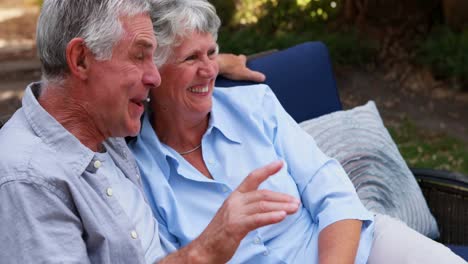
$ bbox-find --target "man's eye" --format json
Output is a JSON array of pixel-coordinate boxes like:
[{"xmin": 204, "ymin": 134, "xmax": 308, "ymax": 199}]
[{"xmin": 136, "ymin": 53, "xmax": 144, "ymax": 60}]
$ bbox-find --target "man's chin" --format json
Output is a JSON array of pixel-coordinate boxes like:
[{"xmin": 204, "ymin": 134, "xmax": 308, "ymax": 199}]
[
  {"xmin": 127, "ymin": 124, "xmax": 141, "ymax": 137},
  {"xmin": 117, "ymin": 121, "xmax": 141, "ymax": 138}
]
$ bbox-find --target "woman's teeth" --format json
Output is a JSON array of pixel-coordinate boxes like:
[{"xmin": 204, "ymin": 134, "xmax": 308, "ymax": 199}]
[{"xmin": 189, "ymin": 86, "xmax": 209, "ymax": 93}]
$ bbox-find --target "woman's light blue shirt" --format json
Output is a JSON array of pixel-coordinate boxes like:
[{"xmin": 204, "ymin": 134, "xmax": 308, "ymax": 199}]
[{"xmin": 129, "ymin": 84, "xmax": 374, "ymax": 263}]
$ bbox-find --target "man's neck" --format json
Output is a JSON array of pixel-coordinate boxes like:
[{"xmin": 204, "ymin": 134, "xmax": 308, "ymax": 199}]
[{"xmin": 38, "ymin": 84, "xmax": 106, "ymax": 152}]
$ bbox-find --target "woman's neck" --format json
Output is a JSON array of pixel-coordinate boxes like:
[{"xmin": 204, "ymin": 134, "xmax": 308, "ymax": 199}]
[{"xmin": 151, "ymin": 107, "xmax": 209, "ymax": 152}]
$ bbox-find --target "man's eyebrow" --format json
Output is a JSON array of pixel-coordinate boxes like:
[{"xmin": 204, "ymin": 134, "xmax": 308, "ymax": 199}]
[{"xmin": 135, "ymin": 39, "xmax": 155, "ymax": 49}]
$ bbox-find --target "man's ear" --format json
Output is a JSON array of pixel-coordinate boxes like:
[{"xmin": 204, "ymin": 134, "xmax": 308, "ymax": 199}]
[{"xmin": 66, "ymin": 38, "xmax": 91, "ymax": 80}]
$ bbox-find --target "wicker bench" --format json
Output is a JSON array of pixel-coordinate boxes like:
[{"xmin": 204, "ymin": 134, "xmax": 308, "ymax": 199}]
[{"xmin": 413, "ymin": 168, "xmax": 468, "ymax": 245}]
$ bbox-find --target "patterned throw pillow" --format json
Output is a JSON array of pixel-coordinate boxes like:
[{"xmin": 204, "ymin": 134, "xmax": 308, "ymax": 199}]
[{"xmin": 299, "ymin": 101, "xmax": 439, "ymax": 239}]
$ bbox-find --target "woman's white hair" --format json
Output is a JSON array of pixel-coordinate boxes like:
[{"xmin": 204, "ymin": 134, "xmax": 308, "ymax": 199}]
[
  {"xmin": 148, "ymin": 0, "xmax": 221, "ymax": 67},
  {"xmin": 36, "ymin": 0, "xmax": 150, "ymax": 84}
]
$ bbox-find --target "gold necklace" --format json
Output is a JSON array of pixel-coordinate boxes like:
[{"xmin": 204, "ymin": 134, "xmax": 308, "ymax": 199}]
[{"xmin": 178, "ymin": 143, "xmax": 202, "ymax": 155}]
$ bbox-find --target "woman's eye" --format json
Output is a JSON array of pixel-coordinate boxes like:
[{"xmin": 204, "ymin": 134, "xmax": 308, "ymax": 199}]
[
  {"xmin": 184, "ymin": 55, "xmax": 197, "ymax": 61},
  {"xmin": 208, "ymin": 51, "xmax": 217, "ymax": 59}
]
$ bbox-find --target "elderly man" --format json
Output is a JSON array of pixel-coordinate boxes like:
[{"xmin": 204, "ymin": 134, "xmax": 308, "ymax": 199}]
[{"xmin": 0, "ymin": 0, "xmax": 299, "ymax": 263}]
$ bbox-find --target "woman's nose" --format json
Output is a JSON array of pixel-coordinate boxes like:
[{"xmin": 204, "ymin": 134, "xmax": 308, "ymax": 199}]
[{"xmin": 198, "ymin": 58, "xmax": 218, "ymax": 78}]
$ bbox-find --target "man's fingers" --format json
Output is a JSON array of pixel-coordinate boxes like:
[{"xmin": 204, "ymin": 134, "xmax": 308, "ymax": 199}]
[
  {"xmin": 236, "ymin": 160, "xmax": 283, "ymax": 193},
  {"xmin": 237, "ymin": 54, "xmax": 247, "ymax": 63},
  {"xmin": 245, "ymin": 70, "xmax": 266, "ymax": 83},
  {"xmin": 228, "ymin": 67, "xmax": 265, "ymax": 82},
  {"xmin": 237, "ymin": 54, "xmax": 265, "ymax": 82}
]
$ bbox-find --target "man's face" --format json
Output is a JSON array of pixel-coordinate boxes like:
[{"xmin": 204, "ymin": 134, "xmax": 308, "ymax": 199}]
[{"xmin": 85, "ymin": 14, "xmax": 160, "ymax": 138}]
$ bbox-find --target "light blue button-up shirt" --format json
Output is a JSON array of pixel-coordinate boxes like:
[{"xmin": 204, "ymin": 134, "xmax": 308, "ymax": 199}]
[{"xmin": 130, "ymin": 84, "xmax": 374, "ymax": 263}]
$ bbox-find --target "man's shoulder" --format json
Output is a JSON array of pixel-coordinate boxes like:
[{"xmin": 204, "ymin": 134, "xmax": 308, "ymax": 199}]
[
  {"xmin": 0, "ymin": 112, "xmax": 67, "ymax": 185},
  {"xmin": 0, "ymin": 110, "xmax": 40, "ymax": 167}
]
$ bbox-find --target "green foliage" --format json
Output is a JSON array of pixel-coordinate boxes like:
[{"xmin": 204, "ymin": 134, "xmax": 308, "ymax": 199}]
[
  {"xmin": 212, "ymin": 0, "xmax": 340, "ymax": 32},
  {"xmin": 214, "ymin": 0, "xmax": 377, "ymax": 66},
  {"xmin": 320, "ymin": 30, "xmax": 378, "ymax": 66},
  {"xmin": 253, "ymin": 0, "xmax": 340, "ymax": 33},
  {"xmin": 388, "ymin": 118, "xmax": 468, "ymax": 175},
  {"xmin": 209, "ymin": 0, "xmax": 236, "ymax": 27},
  {"xmin": 416, "ymin": 26, "xmax": 468, "ymax": 85},
  {"xmin": 218, "ymin": 27, "xmax": 377, "ymax": 66}
]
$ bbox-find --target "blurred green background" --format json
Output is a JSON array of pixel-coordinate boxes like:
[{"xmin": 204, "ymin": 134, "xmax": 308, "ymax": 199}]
[
  {"xmin": 210, "ymin": 0, "xmax": 468, "ymax": 174},
  {"xmin": 4, "ymin": 0, "xmax": 468, "ymax": 175}
]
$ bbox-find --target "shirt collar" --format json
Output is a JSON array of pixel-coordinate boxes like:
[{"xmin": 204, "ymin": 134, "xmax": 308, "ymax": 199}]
[
  {"xmin": 23, "ymin": 82, "xmax": 96, "ymax": 176},
  {"xmin": 139, "ymin": 93, "xmax": 243, "ymax": 159},
  {"xmin": 136, "ymin": 90, "xmax": 242, "ymax": 182},
  {"xmin": 137, "ymin": 113, "xmax": 218, "ymax": 184},
  {"xmin": 137, "ymin": 113, "xmax": 173, "ymax": 180},
  {"xmin": 209, "ymin": 89, "xmax": 242, "ymax": 144}
]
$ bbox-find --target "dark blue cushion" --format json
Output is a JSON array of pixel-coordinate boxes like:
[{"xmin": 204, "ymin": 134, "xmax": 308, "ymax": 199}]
[
  {"xmin": 215, "ymin": 41, "xmax": 342, "ymax": 123},
  {"xmin": 447, "ymin": 245, "xmax": 468, "ymax": 261}
]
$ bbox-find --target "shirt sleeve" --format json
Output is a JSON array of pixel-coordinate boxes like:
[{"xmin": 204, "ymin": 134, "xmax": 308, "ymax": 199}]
[
  {"xmin": 260, "ymin": 86, "xmax": 374, "ymax": 234},
  {"xmin": 0, "ymin": 179, "xmax": 91, "ymax": 263}
]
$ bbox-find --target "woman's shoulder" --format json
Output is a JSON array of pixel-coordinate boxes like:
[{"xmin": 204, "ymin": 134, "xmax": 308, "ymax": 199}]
[
  {"xmin": 213, "ymin": 84, "xmax": 275, "ymax": 113},
  {"xmin": 214, "ymin": 83, "xmax": 270, "ymax": 97}
]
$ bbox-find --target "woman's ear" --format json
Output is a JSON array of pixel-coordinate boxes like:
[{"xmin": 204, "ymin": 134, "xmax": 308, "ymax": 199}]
[{"xmin": 66, "ymin": 38, "xmax": 90, "ymax": 80}]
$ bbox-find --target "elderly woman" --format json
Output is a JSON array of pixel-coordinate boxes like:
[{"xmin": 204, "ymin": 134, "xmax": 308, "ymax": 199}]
[{"xmin": 129, "ymin": 0, "xmax": 465, "ymax": 263}]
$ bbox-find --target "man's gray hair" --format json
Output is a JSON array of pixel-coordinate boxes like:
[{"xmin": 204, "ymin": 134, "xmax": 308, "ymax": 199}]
[
  {"xmin": 149, "ymin": 0, "xmax": 221, "ymax": 67},
  {"xmin": 37, "ymin": 0, "xmax": 150, "ymax": 83}
]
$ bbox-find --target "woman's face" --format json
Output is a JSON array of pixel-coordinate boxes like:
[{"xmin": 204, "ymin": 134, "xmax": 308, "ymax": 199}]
[{"xmin": 151, "ymin": 31, "xmax": 219, "ymax": 119}]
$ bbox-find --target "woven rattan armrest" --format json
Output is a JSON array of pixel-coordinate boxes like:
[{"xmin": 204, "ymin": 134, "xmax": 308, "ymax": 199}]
[{"xmin": 411, "ymin": 168, "xmax": 468, "ymax": 245}]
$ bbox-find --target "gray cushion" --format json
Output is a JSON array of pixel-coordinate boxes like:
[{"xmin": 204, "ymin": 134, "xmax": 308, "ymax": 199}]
[{"xmin": 299, "ymin": 101, "xmax": 439, "ymax": 239}]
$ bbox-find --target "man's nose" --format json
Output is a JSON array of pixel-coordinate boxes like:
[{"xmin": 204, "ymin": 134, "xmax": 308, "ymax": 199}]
[{"xmin": 143, "ymin": 61, "xmax": 161, "ymax": 89}]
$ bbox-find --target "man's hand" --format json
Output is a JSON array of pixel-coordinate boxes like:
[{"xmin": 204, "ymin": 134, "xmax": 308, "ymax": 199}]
[
  {"xmin": 217, "ymin": 53, "xmax": 266, "ymax": 82},
  {"xmin": 159, "ymin": 160, "xmax": 300, "ymax": 264}
]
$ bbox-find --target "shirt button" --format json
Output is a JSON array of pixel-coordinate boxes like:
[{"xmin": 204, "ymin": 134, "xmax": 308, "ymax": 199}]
[
  {"xmin": 93, "ymin": 160, "xmax": 102, "ymax": 169},
  {"xmin": 131, "ymin": 230, "xmax": 138, "ymax": 239},
  {"xmin": 207, "ymin": 159, "xmax": 215, "ymax": 165},
  {"xmin": 136, "ymin": 174, "xmax": 140, "ymax": 180},
  {"xmin": 254, "ymin": 237, "xmax": 261, "ymax": 244},
  {"xmin": 106, "ymin": 188, "xmax": 113, "ymax": 197},
  {"xmin": 263, "ymin": 249, "xmax": 269, "ymax": 256},
  {"xmin": 222, "ymin": 186, "xmax": 229, "ymax": 193}
]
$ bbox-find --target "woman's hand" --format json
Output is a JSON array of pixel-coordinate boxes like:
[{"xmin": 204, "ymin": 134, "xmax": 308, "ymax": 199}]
[{"xmin": 160, "ymin": 160, "xmax": 300, "ymax": 264}]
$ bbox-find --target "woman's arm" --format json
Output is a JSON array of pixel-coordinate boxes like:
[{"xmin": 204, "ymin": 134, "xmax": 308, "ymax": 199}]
[
  {"xmin": 319, "ymin": 219, "xmax": 362, "ymax": 264},
  {"xmin": 259, "ymin": 86, "xmax": 373, "ymax": 263}
]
